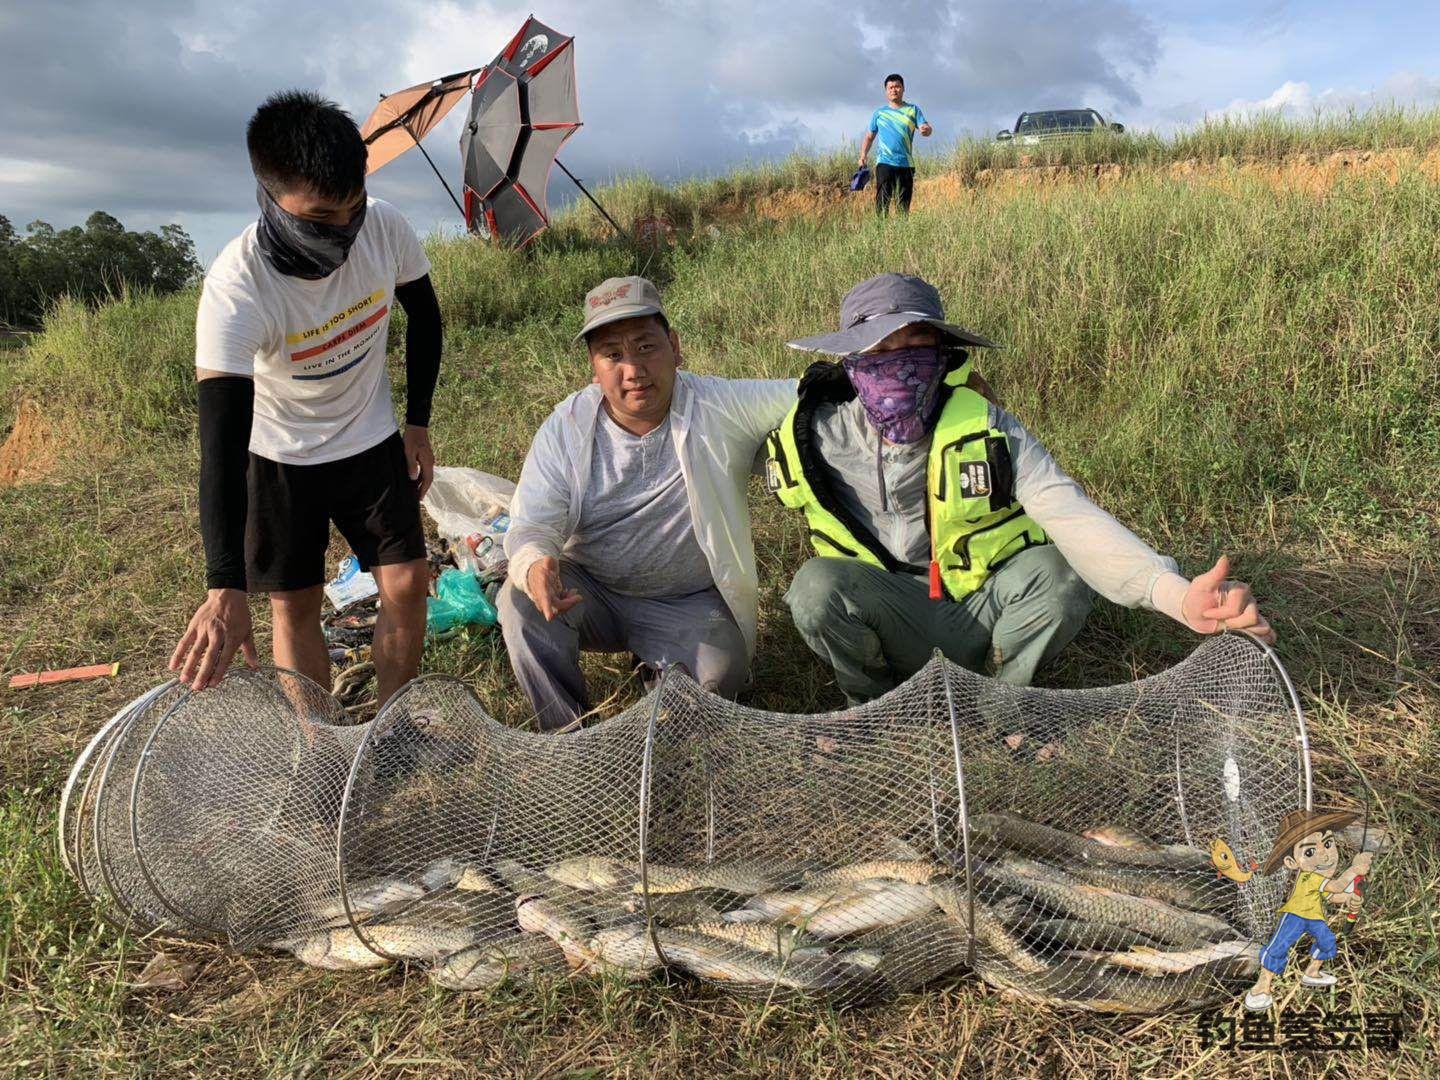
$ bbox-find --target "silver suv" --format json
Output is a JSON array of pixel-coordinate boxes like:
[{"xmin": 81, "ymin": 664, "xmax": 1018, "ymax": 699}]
[{"xmin": 996, "ymin": 108, "xmax": 1124, "ymax": 145}]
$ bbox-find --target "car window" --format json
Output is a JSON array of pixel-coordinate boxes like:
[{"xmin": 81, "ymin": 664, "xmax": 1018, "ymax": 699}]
[{"xmin": 1016, "ymin": 110, "xmax": 1103, "ymax": 133}]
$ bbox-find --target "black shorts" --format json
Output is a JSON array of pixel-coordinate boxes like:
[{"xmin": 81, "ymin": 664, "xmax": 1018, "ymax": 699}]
[{"xmin": 245, "ymin": 432, "xmax": 426, "ymax": 593}]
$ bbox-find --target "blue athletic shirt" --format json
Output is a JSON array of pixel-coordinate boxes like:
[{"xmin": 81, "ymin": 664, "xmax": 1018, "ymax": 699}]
[{"xmin": 869, "ymin": 103, "xmax": 927, "ymax": 167}]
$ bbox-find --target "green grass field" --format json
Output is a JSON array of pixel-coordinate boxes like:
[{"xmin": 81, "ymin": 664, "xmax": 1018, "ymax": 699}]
[{"xmin": 2, "ymin": 110, "xmax": 1437, "ymax": 1076}]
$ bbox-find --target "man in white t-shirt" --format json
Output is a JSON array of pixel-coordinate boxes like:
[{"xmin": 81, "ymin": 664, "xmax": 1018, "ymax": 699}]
[{"xmin": 170, "ymin": 90, "xmax": 443, "ymax": 706}]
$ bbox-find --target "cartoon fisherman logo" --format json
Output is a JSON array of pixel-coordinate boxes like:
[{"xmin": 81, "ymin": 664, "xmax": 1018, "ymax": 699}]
[{"xmin": 1242, "ymin": 806, "xmax": 1374, "ymax": 1012}]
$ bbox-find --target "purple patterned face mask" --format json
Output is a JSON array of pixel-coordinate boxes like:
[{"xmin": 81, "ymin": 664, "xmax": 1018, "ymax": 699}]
[{"xmin": 842, "ymin": 346, "xmax": 948, "ymax": 443}]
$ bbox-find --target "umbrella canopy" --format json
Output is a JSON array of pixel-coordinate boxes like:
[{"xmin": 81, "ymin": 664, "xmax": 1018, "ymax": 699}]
[
  {"xmin": 360, "ymin": 68, "xmax": 480, "ymax": 175},
  {"xmin": 460, "ymin": 16, "xmax": 581, "ymax": 247}
]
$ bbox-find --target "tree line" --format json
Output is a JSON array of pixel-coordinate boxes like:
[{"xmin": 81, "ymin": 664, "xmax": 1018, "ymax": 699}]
[{"xmin": 0, "ymin": 211, "xmax": 200, "ymax": 330}]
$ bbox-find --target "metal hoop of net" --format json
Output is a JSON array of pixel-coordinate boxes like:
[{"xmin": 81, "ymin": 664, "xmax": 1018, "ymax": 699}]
[{"xmin": 63, "ymin": 633, "xmax": 1308, "ymax": 1011}]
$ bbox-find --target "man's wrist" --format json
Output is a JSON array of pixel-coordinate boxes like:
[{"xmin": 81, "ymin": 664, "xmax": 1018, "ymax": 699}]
[
  {"xmin": 1149, "ymin": 571, "xmax": 1192, "ymax": 628},
  {"xmin": 206, "ymin": 584, "xmax": 247, "ymax": 601}
]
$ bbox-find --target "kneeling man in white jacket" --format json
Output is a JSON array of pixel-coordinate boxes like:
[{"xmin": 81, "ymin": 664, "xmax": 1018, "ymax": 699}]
[{"xmin": 500, "ymin": 277, "xmax": 796, "ymax": 730}]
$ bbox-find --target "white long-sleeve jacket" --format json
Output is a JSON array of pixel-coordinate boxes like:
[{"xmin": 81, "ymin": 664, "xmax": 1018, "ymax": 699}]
[{"xmin": 505, "ymin": 372, "xmax": 798, "ymax": 658}]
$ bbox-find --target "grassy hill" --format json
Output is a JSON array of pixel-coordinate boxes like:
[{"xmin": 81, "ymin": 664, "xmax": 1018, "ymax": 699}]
[{"xmin": 2, "ymin": 109, "xmax": 1437, "ymax": 1075}]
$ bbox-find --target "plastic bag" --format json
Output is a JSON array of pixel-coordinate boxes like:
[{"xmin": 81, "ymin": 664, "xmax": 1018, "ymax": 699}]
[
  {"xmin": 421, "ymin": 467, "xmax": 515, "ymax": 579},
  {"xmin": 425, "ymin": 569, "xmax": 498, "ymax": 637},
  {"xmin": 323, "ymin": 555, "xmax": 379, "ymax": 611}
]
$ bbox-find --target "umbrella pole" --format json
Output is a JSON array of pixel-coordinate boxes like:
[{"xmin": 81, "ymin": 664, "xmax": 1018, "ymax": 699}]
[
  {"xmin": 404, "ymin": 123, "xmax": 466, "ymax": 218},
  {"xmin": 555, "ymin": 158, "xmax": 623, "ymax": 236}
]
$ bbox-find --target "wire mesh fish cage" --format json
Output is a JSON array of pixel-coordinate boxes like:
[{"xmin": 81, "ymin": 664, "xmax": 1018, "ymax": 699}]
[{"xmin": 61, "ymin": 633, "xmax": 1308, "ymax": 1012}]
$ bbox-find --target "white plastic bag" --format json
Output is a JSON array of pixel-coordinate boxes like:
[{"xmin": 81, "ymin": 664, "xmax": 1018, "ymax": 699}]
[{"xmin": 421, "ymin": 467, "xmax": 516, "ymax": 579}]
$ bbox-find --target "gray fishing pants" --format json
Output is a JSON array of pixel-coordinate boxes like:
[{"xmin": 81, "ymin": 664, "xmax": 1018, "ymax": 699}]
[
  {"xmin": 498, "ymin": 560, "xmax": 747, "ymax": 731},
  {"xmin": 784, "ymin": 545, "xmax": 1093, "ymax": 703}
]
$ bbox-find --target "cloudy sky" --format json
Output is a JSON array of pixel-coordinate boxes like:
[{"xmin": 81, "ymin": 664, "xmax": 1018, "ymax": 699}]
[{"xmin": 2, "ymin": 0, "xmax": 1437, "ymax": 262}]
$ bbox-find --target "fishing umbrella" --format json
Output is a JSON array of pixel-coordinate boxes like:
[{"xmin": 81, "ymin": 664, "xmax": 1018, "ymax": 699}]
[
  {"xmin": 359, "ymin": 68, "xmax": 481, "ymax": 216},
  {"xmin": 460, "ymin": 15, "xmax": 618, "ymax": 246}
]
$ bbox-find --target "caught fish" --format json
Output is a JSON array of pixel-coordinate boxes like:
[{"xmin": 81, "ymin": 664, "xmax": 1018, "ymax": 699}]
[
  {"xmin": 930, "ymin": 882, "xmax": 1048, "ymax": 975},
  {"xmin": 728, "ymin": 879, "xmax": 936, "ymax": 938},
  {"xmin": 974, "ymin": 857, "xmax": 1234, "ymax": 947},
  {"xmin": 803, "ymin": 881, "xmax": 937, "ymax": 938},
  {"xmin": 1073, "ymin": 939, "xmax": 1260, "ymax": 978},
  {"xmin": 793, "ymin": 945, "xmax": 885, "ymax": 971},
  {"xmin": 602, "ymin": 926, "xmax": 873, "ymax": 993},
  {"xmin": 879, "ymin": 837, "xmax": 928, "ymax": 861},
  {"xmin": 590, "ymin": 924, "xmax": 889, "ymax": 1001},
  {"xmin": 984, "ymin": 953, "xmax": 1250, "ymax": 1015},
  {"xmin": 417, "ymin": 856, "xmax": 503, "ymax": 894},
  {"xmin": 730, "ymin": 885, "xmax": 848, "ymax": 923},
  {"xmin": 865, "ymin": 915, "xmax": 974, "ymax": 990},
  {"xmin": 1054, "ymin": 859, "xmax": 1230, "ymax": 912},
  {"xmin": 419, "ymin": 856, "xmax": 465, "ymax": 891},
  {"xmin": 1014, "ymin": 916, "xmax": 1165, "ymax": 953},
  {"xmin": 590, "ymin": 923, "xmax": 663, "ymax": 976},
  {"xmin": 989, "ymin": 893, "xmax": 1029, "ymax": 924},
  {"xmin": 622, "ymin": 892, "xmax": 727, "ymax": 925},
  {"xmin": 281, "ymin": 922, "xmax": 480, "ymax": 969},
  {"xmin": 803, "ymin": 860, "xmax": 941, "ymax": 887},
  {"xmin": 515, "ymin": 893, "xmax": 598, "ymax": 969},
  {"xmin": 429, "ymin": 934, "xmax": 569, "ymax": 990},
  {"xmin": 315, "ymin": 878, "xmax": 425, "ymax": 923},
  {"xmin": 544, "ymin": 855, "xmax": 636, "ymax": 892},
  {"xmin": 639, "ymin": 861, "xmax": 787, "ymax": 896},
  {"xmin": 455, "ymin": 865, "xmax": 503, "ymax": 893},
  {"xmin": 494, "ymin": 859, "xmax": 561, "ymax": 897},
  {"xmin": 1082, "ymin": 825, "xmax": 1160, "ymax": 851},
  {"xmin": 683, "ymin": 921, "xmax": 803, "ymax": 958},
  {"xmin": 279, "ymin": 927, "xmax": 391, "ymax": 970},
  {"xmin": 971, "ymin": 814, "xmax": 1210, "ymax": 872}
]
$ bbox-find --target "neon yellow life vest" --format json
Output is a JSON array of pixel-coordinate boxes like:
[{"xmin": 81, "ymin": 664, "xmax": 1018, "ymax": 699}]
[{"xmin": 765, "ymin": 363, "xmax": 1048, "ymax": 601}]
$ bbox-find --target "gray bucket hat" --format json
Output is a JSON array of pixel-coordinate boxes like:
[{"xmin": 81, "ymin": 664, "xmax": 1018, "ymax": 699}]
[{"xmin": 786, "ymin": 273, "xmax": 1000, "ymax": 355}]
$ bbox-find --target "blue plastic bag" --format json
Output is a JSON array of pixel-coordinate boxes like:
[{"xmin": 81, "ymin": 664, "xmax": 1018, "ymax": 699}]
[
  {"xmin": 425, "ymin": 569, "xmax": 498, "ymax": 637},
  {"xmin": 850, "ymin": 166, "xmax": 871, "ymax": 191}
]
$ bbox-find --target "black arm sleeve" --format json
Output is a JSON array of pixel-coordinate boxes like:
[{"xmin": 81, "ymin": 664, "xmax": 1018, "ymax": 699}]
[
  {"xmin": 394, "ymin": 273, "xmax": 442, "ymax": 428},
  {"xmin": 197, "ymin": 376, "xmax": 254, "ymax": 591}
]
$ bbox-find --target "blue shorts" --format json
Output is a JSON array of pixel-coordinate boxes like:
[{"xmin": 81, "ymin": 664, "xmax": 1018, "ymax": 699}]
[{"xmin": 1259, "ymin": 912, "xmax": 1338, "ymax": 974}]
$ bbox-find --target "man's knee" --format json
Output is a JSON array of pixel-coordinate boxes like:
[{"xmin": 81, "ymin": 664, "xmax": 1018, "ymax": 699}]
[
  {"xmin": 270, "ymin": 585, "xmax": 323, "ymax": 627},
  {"xmin": 1008, "ymin": 547, "xmax": 1093, "ymax": 627},
  {"xmin": 785, "ymin": 558, "xmax": 868, "ymax": 636},
  {"xmin": 498, "ymin": 579, "xmax": 546, "ymax": 637},
  {"xmin": 374, "ymin": 559, "xmax": 429, "ymax": 605},
  {"xmin": 688, "ymin": 615, "xmax": 748, "ymax": 699}
]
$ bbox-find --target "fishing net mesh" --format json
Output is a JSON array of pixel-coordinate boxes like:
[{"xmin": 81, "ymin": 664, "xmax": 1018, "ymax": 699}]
[{"xmin": 63, "ymin": 633, "xmax": 1306, "ymax": 1012}]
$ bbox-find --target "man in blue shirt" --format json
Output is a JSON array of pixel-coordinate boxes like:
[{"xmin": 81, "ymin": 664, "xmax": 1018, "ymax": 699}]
[{"xmin": 859, "ymin": 73, "xmax": 932, "ymax": 215}]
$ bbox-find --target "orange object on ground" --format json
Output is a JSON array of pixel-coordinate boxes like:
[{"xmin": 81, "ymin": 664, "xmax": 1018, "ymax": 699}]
[{"xmin": 9, "ymin": 662, "xmax": 120, "ymax": 689}]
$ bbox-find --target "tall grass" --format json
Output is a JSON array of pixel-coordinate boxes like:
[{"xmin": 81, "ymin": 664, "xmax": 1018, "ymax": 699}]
[{"xmin": 430, "ymin": 167, "xmax": 1440, "ymax": 557}]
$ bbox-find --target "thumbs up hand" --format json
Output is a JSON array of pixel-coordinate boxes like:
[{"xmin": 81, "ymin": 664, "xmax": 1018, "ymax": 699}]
[{"xmin": 1181, "ymin": 555, "xmax": 1275, "ymax": 643}]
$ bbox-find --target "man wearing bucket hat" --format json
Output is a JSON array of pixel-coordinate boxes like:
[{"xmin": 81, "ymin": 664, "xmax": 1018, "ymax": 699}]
[
  {"xmin": 766, "ymin": 272, "xmax": 1274, "ymax": 705},
  {"xmin": 1243, "ymin": 808, "xmax": 1372, "ymax": 1011},
  {"xmin": 499, "ymin": 277, "xmax": 797, "ymax": 730}
]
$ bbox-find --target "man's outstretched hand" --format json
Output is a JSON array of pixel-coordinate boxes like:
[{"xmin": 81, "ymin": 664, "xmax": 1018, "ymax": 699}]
[
  {"xmin": 169, "ymin": 588, "xmax": 259, "ymax": 690},
  {"xmin": 1181, "ymin": 555, "xmax": 1275, "ymax": 644},
  {"xmin": 526, "ymin": 557, "xmax": 583, "ymax": 621}
]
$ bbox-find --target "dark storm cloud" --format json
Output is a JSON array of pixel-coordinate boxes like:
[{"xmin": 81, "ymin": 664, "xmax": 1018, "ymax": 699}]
[{"xmin": 0, "ymin": 0, "xmax": 1159, "ymax": 260}]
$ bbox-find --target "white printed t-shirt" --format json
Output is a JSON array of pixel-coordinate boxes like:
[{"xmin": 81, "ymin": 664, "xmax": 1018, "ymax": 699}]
[{"xmin": 194, "ymin": 197, "xmax": 430, "ymax": 465}]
